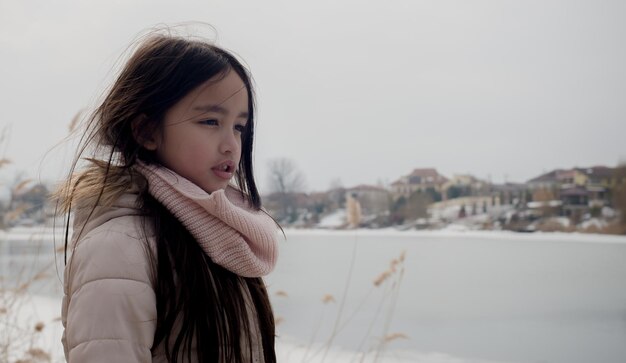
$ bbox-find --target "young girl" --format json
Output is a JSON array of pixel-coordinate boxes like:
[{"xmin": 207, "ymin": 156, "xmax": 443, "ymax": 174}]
[{"xmin": 57, "ymin": 33, "xmax": 279, "ymax": 363}]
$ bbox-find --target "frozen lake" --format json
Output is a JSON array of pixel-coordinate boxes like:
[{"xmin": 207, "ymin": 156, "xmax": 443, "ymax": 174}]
[{"xmin": 2, "ymin": 227, "xmax": 626, "ymax": 363}]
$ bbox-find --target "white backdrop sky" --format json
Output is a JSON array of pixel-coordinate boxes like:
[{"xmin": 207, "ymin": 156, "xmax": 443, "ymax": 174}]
[{"xmin": 0, "ymin": 0, "xmax": 625, "ymax": 193}]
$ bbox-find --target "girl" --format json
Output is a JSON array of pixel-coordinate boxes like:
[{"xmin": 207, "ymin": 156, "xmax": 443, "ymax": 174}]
[{"xmin": 57, "ymin": 33, "xmax": 279, "ymax": 363}]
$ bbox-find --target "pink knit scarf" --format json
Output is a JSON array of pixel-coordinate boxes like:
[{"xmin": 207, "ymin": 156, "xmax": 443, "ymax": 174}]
[{"xmin": 135, "ymin": 163, "xmax": 278, "ymax": 277}]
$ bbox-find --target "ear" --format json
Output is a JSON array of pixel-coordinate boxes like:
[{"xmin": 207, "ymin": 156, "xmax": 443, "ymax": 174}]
[{"xmin": 131, "ymin": 114, "xmax": 160, "ymax": 151}]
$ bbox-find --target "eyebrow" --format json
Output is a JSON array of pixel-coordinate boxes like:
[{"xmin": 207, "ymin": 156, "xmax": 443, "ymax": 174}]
[{"xmin": 193, "ymin": 104, "xmax": 249, "ymax": 119}]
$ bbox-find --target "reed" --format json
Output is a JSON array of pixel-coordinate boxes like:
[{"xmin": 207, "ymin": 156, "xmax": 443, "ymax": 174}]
[{"xmin": 271, "ymin": 233, "xmax": 408, "ymax": 363}]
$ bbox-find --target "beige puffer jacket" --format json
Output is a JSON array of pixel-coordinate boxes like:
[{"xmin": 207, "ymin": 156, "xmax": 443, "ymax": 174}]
[{"xmin": 61, "ymin": 191, "xmax": 264, "ymax": 362}]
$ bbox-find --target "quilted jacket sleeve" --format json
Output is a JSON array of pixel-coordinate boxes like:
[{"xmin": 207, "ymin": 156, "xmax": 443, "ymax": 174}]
[{"xmin": 62, "ymin": 219, "xmax": 157, "ymax": 363}]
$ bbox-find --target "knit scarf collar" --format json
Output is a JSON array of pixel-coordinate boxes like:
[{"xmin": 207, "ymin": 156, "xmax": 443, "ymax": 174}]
[{"xmin": 135, "ymin": 162, "xmax": 278, "ymax": 277}]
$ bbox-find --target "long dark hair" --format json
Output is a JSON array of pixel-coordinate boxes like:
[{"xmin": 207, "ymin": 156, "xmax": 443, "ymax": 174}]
[{"xmin": 58, "ymin": 33, "xmax": 275, "ymax": 362}]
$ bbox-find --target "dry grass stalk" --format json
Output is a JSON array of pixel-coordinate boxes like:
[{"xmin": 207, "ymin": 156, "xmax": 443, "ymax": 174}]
[
  {"xmin": 275, "ymin": 316, "xmax": 284, "ymax": 326},
  {"xmin": 14, "ymin": 347, "xmax": 52, "ymax": 363},
  {"xmin": 68, "ymin": 111, "xmax": 83, "ymax": 133},
  {"xmin": 274, "ymin": 290, "xmax": 288, "ymax": 298},
  {"xmin": 0, "ymin": 121, "xmax": 56, "ymax": 362},
  {"xmin": 373, "ymin": 250, "xmax": 406, "ymax": 287},
  {"xmin": 321, "ymin": 294, "xmax": 335, "ymax": 304},
  {"xmin": 361, "ymin": 250, "xmax": 407, "ymax": 363},
  {"xmin": 398, "ymin": 250, "xmax": 406, "ymax": 263},
  {"xmin": 300, "ymin": 247, "xmax": 408, "ymax": 363},
  {"xmin": 373, "ymin": 271, "xmax": 391, "ymax": 287},
  {"xmin": 390, "ymin": 258, "xmax": 398, "ymax": 273},
  {"xmin": 382, "ymin": 332, "xmax": 408, "ymax": 343},
  {"xmin": 0, "ymin": 248, "xmax": 57, "ymax": 362},
  {"xmin": 12, "ymin": 180, "xmax": 33, "ymax": 194},
  {"xmin": 4, "ymin": 205, "xmax": 28, "ymax": 223},
  {"xmin": 33, "ymin": 322, "xmax": 44, "ymax": 333}
]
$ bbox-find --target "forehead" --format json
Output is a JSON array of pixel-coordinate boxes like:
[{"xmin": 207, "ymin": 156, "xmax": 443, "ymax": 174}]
[{"xmin": 167, "ymin": 70, "xmax": 248, "ymax": 118}]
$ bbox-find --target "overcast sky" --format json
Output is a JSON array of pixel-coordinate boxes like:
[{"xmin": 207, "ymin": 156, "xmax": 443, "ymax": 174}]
[{"xmin": 0, "ymin": 0, "xmax": 625, "ymax": 193}]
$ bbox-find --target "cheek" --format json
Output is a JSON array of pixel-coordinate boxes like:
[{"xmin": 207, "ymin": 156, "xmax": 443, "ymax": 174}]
[
  {"xmin": 236, "ymin": 137, "xmax": 244, "ymax": 157},
  {"xmin": 185, "ymin": 142, "xmax": 214, "ymax": 161},
  {"xmin": 159, "ymin": 138, "xmax": 209, "ymax": 167}
]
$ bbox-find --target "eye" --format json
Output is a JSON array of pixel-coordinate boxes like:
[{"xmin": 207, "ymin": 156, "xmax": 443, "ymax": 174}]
[
  {"xmin": 199, "ymin": 119, "xmax": 218, "ymax": 126},
  {"xmin": 234, "ymin": 124, "xmax": 247, "ymax": 133}
]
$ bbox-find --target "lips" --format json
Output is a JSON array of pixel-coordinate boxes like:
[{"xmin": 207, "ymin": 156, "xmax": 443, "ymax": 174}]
[{"xmin": 211, "ymin": 160, "xmax": 235, "ymax": 180}]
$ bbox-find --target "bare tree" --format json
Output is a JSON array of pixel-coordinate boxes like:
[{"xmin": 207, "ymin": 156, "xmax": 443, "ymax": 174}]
[
  {"xmin": 267, "ymin": 158, "xmax": 306, "ymax": 194},
  {"xmin": 266, "ymin": 158, "xmax": 306, "ymax": 223},
  {"xmin": 613, "ymin": 164, "xmax": 626, "ymax": 232}
]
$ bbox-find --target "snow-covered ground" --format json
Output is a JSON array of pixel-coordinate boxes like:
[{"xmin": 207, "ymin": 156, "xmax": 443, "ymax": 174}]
[
  {"xmin": 318, "ymin": 208, "xmax": 348, "ymax": 229},
  {"xmin": 14, "ymin": 295, "xmax": 513, "ymax": 363}
]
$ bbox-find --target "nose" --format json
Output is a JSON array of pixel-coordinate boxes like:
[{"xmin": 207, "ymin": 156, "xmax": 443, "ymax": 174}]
[{"xmin": 218, "ymin": 128, "xmax": 239, "ymax": 155}]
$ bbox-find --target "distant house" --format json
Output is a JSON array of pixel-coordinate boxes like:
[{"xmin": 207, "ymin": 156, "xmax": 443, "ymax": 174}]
[
  {"xmin": 575, "ymin": 166, "xmax": 620, "ymax": 189},
  {"xmin": 527, "ymin": 169, "xmax": 587, "ymax": 190},
  {"xmin": 528, "ymin": 166, "xmax": 618, "ymax": 208},
  {"xmin": 586, "ymin": 185, "xmax": 608, "ymax": 208},
  {"xmin": 528, "ymin": 166, "xmax": 620, "ymax": 189},
  {"xmin": 560, "ymin": 186, "xmax": 589, "ymax": 221},
  {"xmin": 391, "ymin": 168, "xmax": 448, "ymax": 198},
  {"xmin": 555, "ymin": 169, "xmax": 588, "ymax": 187},
  {"xmin": 492, "ymin": 182, "xmax": 528, "ymax": 206},
  {"xmin": 527, "ymin": 170, "xmax": 559, "ymax": 190},
  {"xmin": 441, "ymin": 174, "xmax": 489, "ymax": 200}
]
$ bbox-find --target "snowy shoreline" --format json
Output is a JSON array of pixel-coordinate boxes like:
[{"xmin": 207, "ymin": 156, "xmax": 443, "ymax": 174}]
[{"xmin": 281, "ymin": 227, "xmax": 626, "ymax": 244}]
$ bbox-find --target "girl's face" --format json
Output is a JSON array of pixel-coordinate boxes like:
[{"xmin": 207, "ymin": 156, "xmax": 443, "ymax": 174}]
[{"xmin": 147, "ymin": 70, "xmax": 249, "ymax": 193}]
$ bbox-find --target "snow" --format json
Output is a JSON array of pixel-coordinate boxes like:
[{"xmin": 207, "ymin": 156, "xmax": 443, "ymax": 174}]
[
  {"xmin": 276, "ymin": 335, "xmax": 512, "ymax": 362},
  {"xmin": 549, "ymin": 200, "xmax": 563, "ymax": 207},
  {"xmin": 602, "ymin": 206, "xmax": 616, "ymax": 218},
  {"xmin": 318, "ymin": 208, "xmax": 347, "ymax": 228},
  {"xmin": 17, "ymin": 294, "xmax": 513, "ymax": 363},
  {"xmin": 440, "ymin": 223, "xmax": 471, "ymax": 232},
  {"xmin": 6, "ymin": 294, "xmax": 65, "ymax": 363},
  {"xmin": 579, "ymin": 218, "xmax": 608, "ymax": 230},
  {"xmin": 527, "ymin": 200, "xmax": 563, "ymax": 209},
  {"xmin": 542, "ymin": 216, "xmax": 571, "ymax": 227}
]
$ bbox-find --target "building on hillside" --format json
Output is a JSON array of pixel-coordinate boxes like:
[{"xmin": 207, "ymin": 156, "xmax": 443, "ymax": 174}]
[
  {"xmin": 586, "ymin": 185, "xmax": 608, "ymax": 208},
  {"xmin": 441, "ymin": 174, "xmax": 489, "ymax": 200},
  {"xmin": 527, "ymin": 166, "xmax": 618, "ymax": 208},
  {"xmin": 555, "ymin": 169, "xmax": 588, "ymax": 188},
  {"xmin": 391, "ymin": 168, "xmax": 448, "ymax": 199},
  {"xmin": 560, "ymin": 186, "xmax": 589, "ymax": 221},
  {"xmin": 527, "ymin": 170, "xmax": 563, "ymax": 191},
  {"xmin": 492, "ymin": 182, "xmax": 528, "ymax": 206},
  {"xmin": 326, "ymin": 187, "xmax": 347, "ymax": 210},
  {"xmin": 575, "ymin": 166, "xmax": 622, "ymax": 189}
]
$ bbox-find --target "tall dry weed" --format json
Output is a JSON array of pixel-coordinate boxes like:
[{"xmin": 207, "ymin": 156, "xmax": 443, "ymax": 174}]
[
  {"xmin": 282, "ymin": 239, "xmax": 407, "ymax": 363},
  {"xmin": 0, "ymin": 126, "xmax": 59, "ymax": 362}
]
